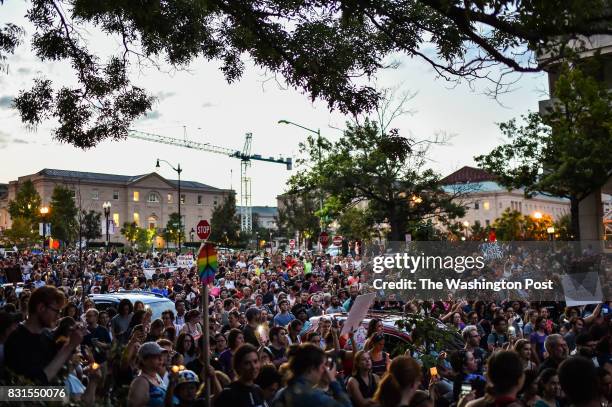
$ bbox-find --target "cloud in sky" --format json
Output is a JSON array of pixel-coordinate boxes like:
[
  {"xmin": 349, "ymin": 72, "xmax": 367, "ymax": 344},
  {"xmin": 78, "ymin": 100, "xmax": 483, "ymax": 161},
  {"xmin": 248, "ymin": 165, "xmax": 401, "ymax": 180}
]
[
  {"xmin": 0, "ymin": 95, "xmax": 14, "ymax": 109},
  {"xmin": 142, "ymin": 110, "xmax": 162, "ymax": 120},
  {"xmin": 17, "ymin": 67, "xmax": 32, "ymax": 75},
  {"xmin": 0, "ymin": 131, "xmax": 9, "ymax": 149},
  {"xmin": 0, "ymin": 0, "xmax": 550, "ymax": 206},
  {"xmin": 154, "ymin": 91, "xmax": 176, "ymax": 101},
  {"xmin": 12, "ymin": 138, "xmax": 29, "ymax": 144}
]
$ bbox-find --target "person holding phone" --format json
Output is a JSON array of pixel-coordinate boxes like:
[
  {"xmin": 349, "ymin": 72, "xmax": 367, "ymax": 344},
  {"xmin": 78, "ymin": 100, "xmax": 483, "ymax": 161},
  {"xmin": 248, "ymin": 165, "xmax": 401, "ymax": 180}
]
[{"xmin": 272, "ymin": 343, "xmax": 351, "ymax": 407}]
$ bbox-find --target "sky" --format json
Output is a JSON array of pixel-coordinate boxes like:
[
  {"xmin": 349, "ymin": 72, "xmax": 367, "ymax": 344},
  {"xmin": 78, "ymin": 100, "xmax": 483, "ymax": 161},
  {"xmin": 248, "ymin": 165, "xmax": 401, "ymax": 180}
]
[{"xmin": 0, "ymin": 3, "xmax": 550, "ymax": 206}]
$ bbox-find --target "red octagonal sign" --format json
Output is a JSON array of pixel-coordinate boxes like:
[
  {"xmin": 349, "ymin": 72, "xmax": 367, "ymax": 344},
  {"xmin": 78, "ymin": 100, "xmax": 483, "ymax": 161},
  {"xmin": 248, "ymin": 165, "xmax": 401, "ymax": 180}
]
[
  {"xmin": 319, "ymin": 232, "xmax": 329, "ymax": 247},
  {"xmin": 196, "ymin": 219, "xmax": 211, "ymax": 240}
]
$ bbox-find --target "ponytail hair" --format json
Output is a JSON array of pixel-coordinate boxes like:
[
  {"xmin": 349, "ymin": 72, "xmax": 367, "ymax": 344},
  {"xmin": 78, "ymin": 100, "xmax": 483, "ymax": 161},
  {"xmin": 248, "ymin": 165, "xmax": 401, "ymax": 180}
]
[{"xmin": 374, "ymin": 356, "xmax": 422, "ymax": 407}]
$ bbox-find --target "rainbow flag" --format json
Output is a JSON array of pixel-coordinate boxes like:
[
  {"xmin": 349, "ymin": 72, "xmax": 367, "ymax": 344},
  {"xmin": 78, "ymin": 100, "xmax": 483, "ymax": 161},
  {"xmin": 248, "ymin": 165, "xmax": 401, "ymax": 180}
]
[{"xmin": 197, "ymin": 243, "xmax": 217, "ymax": 284}]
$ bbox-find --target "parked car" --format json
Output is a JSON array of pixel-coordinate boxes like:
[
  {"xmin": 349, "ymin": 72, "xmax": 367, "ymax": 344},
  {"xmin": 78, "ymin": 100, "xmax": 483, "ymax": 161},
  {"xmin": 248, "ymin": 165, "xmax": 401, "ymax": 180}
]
[
  {"xmin": 89, "ymin": 291, "xmax": 176, "ymax": 320},
  {"xmin": 303, "ymin": 311, "xmax": 463, "ymax": 357}
]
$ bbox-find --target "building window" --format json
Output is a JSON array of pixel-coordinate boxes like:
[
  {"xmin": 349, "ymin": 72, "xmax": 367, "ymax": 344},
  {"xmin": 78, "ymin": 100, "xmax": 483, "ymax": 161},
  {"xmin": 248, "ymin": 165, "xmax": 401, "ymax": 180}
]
[
  {"xmin": 133, "ymin": 212, "xmax": 140, "ymax": 226},
  {"xmin": 167, "ymin": 193, "xmax": 173, "ymax": 203},
  {"xmin": 213, "ymin": 200, "xmax": 218, "ymax": 206},
  {"xmin": 70, "ymin": 189, "xmax": 76, "ymax": 199},
  {"xmin": 113, "ymin": 213, "xmax": 119, "ymax": 226},
  {"xmin": 485, "ymin": 219, "xmax": 490, "ymax": 227},
  {"xmin": 474, "ymin": 201, "xmax": 480, "ymax": 210},
  {"xmin": 148, "ymin": 216, "xmax": 157, "ymax": 230},
  {"xmin": 113, "ymin": 191, "xmax": 119, "ymax": 200},
  {"xmin": 133, "ymin": 191, "xmax": 140, "ymax": 202},
  {"xmin": 180, "ymin": 194, "xmax": 185, "ymax": 204},
  {"xmin": 499, "ymin": 202, "xmax": 502, "ymax": 209},
  {"xmin": 197, "ymin": 195, "xmax": 203, "ymax": 205},
  {"xmin": 92, "ymin": 189, "xmax": 99, "ymax": 200},
  {"xmin": 147, "ymin": 192, "xmax": 159, "ymax": 203},
  {"xmin": 483, "ymin": 201, "xmax": 490, "ymax": 210}
]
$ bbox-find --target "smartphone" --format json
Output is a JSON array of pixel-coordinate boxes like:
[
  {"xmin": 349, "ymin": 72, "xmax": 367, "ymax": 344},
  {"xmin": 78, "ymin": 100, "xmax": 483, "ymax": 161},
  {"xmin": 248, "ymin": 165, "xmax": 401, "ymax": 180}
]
[
  {"xmin": 326, "ymin": 357, "xmax": 335, "ymax": 369},
  {"xmin": 429, "ymin": 367, "xmax": 438, "ymax": 377},
  {"xmin": 460, "ymin": 383, "xmax": 472, "ymax": 397}
]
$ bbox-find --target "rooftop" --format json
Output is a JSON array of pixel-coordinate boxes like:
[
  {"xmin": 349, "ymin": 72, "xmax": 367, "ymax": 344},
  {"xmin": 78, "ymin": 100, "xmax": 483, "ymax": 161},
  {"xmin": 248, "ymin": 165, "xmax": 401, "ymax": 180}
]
[
  {"xmin": 441, "ymin": 166, "xmax": 497, "ymax": 185},
  {"xmin": 34, "ymin": 169, "xmax": 223, "ymax": 191}
]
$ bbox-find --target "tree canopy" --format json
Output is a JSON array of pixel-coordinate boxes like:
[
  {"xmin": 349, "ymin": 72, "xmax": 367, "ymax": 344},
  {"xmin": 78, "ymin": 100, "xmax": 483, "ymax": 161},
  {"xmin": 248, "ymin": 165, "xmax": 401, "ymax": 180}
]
[
  {"xmin": 289, "ymin": 119, "xmax": 466, "ymax": 240},
  {"xmin": 164, "ymin": 212, "xmax": 185, "ymax": 247},
  {"xmin": 8, "ymin": 180, "xmax": 42, "ymax": 228},
  {"xmin": 276, "ymin": 191, "xmax": 321, "ymax": 245},
  {"xmin": 475, "ymin": 62, "xmax": 612, "ymax": 240},
  {"xmin": 49, "ymin": 185, "xmax": 78, "ymax": 244},
  {"xmin": 81, "ymin": 210, "xmax": 102, "ymax": 245},
  {"xmin": 1, "ymin": 0, "xmax": 610, "ymax": 148},
  {"xmin": 120, "ymin": 221, "xmax": 138, "ymax": 246},
  {"xmin": 209, "ymin": 191, "xmax": 240, "ymax": 245}
]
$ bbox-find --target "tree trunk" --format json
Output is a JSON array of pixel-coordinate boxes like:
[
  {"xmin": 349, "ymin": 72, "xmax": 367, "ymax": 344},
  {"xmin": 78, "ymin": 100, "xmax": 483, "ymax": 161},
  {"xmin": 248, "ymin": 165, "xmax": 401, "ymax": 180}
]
[
  {"xmin": 570, "ymin": 196, "xmax": 580, "ymax": 241},
  {"xmin": 388, "ymin": 209, "xmax": 405, "ymax": 241}
]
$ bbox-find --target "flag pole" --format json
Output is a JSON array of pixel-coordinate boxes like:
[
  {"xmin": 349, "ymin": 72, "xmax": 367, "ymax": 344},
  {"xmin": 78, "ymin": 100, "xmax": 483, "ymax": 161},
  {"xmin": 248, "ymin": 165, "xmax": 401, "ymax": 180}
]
[{"xmin": 198, "ymin": 242, "xmax": 211, "ymax": 407}]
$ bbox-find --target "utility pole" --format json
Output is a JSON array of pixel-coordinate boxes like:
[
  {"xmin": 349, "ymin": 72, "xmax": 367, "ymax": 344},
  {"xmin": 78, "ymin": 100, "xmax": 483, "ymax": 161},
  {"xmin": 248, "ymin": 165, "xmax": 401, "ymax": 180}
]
[
  {"xmin": 278, "ymin": 120, "xmax": 325, "ymax": 248},
  {"xmin": 157, "ymin": 159, "xmax": 183, "ymax": 252}
]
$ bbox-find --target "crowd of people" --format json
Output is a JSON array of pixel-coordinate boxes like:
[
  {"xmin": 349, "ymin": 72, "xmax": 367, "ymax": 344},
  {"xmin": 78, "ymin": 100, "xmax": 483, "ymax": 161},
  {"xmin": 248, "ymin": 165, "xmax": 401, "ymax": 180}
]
[{"xmin": 0, "ymin": 246, "xmax": 610, "ymax": 407}]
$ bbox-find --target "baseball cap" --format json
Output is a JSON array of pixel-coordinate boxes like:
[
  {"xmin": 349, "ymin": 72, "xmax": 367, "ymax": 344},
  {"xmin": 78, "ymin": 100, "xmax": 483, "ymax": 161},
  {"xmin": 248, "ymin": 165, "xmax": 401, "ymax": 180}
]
[{"xmin": 138, "ymin": 341, "xmax": 166, "ymax": 358}]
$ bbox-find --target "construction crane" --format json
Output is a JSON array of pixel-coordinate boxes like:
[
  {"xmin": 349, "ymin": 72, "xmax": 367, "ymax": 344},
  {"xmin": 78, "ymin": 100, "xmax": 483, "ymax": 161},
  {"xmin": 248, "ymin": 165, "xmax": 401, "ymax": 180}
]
[{"xmin": 128, "ymin": 129, "xmax": 292, "ymax": 232}]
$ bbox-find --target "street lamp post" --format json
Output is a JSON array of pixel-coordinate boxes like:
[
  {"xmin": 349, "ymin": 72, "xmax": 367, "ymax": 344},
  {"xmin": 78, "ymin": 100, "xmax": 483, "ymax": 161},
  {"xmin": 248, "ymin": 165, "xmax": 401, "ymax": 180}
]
[
  {"xmin": 278, "ymin": 119, "xmax": 324, "ymax": 246},
  {"xmin": 103, "ymin": 201, "xmax": 111, "ymax": 252},
  {"xmin": 462, "ymin": 220, "xmax": 470, "ymax": 241},
  {"xmin": 40, "ymin": 206, "xmax": 49, "ymax": 249},
  {"xmin": 157, "ymin": 159, "xmax": 183, "ymax": 252}
]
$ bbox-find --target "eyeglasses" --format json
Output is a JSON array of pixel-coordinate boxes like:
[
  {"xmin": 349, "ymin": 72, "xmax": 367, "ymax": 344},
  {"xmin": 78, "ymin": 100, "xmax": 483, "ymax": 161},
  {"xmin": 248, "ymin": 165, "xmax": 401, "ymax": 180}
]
[{"xmin": 46, "ymin": 305, "xmax": 61, "ymax": 314}]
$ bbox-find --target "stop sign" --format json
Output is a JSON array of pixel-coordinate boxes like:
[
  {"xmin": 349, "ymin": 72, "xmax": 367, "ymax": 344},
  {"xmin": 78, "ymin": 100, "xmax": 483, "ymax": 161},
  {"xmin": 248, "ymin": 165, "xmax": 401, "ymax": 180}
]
[
  {"xmin": 333, "ymin": 235, "xmax": 343, "ymax": 246},
  {"xmin": 319, "ymin": 232, "xmax": 329, "ymax": 247},
  {"xmin": 196, "ymin": 220, "xmax": 211, "ymax": 240}
]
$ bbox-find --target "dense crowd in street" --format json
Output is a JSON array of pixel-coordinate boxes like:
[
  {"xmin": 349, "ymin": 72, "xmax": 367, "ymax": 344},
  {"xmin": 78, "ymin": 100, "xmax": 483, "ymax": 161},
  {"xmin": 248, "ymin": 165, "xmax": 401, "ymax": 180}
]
[{"xmin": 0, "ymin": 247, "xmax": 611, "ymax": 407}]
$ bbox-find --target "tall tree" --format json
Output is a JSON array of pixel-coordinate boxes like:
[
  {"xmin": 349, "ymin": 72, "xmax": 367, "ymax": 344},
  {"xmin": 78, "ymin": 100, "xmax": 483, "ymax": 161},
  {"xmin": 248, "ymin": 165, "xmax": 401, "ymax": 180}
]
[
  {"xmin": 490, "ymin": 209, "xmax": 555, "ymax": 241},
  {"xmin": 289, "ymin": 119, "xmax": 466, "ymax": 240},
  {"xmin": 493, "ymin": 209, "xmax": 525, "ymax": 241},
  {"xmin": 8, "ymin": 180, "xmax": 42, "ymax": 228},
  {"xmin": 49, "ymin": 185, "xmax": 78, "ymax": 245},
  {"xmin": 135, "ymin": 227, "xmax": 156, "ymax": 252},
  {"xmin": 276, "ymin": 192, "xmax": 321, "ymax": 246},
  {"xmin": 2, "ymin": 1, "xmax": 610, "ymax": 148},
  {"xmin": 120, "ymin": 222, "xmax": 138, "ymax": 247},
  {"xmin": 337, "ymin": 207, "xmax": 374, "ymax": 241},
  {"xmin": 209, "ymin": 191, "xmax": 240, "ymax": 246},
  {"xmin": 81, "ymin": 210, "xmax": 101, "ymax": 245},
  {"xmin": 1, "ymin": 217, "xmax": 40, "ymax": 247},
  {"xmin": 476, "ymin": 63, "xmax": 612, "ymax": 240},
  {"xmin": 164, "ymin": 212, "xmax": 185, "ymax": 247}
]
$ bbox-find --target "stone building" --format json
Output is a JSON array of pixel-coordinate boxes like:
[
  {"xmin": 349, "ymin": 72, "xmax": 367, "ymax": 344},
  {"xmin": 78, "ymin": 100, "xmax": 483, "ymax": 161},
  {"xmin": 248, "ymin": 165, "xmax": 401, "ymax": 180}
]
[
  {"xmin": 442, "ymin": 166, "xmax": 570, "ymax": 229},
  {"xmin": 0, "ymin": 169, "xmax": 232, "ymax": 247}
]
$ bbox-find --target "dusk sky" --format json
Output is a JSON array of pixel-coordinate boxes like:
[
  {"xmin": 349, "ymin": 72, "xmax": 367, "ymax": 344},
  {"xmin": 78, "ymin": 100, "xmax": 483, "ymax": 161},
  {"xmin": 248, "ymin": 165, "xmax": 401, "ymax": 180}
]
[{"xmin": 1, "ymin": 2, "xmax": 549, "ymax": 206}]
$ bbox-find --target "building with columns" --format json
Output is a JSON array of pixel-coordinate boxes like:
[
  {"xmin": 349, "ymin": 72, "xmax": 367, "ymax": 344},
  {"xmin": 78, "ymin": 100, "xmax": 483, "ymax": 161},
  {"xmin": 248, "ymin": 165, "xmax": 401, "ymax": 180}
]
[
  {"xmin": 442, "ymin": 166, "xmax": 570, "ymax": 228},
  {"xmin": 0, "ymin": 169, "xmax": 232, "ymax": 247}
]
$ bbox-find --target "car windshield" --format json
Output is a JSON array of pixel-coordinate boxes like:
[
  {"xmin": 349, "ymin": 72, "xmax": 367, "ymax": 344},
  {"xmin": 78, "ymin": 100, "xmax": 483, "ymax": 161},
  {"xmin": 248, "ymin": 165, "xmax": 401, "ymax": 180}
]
[{"xmin": 146, "ymin": 300, "xmax": 176, "ymax": 320}]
